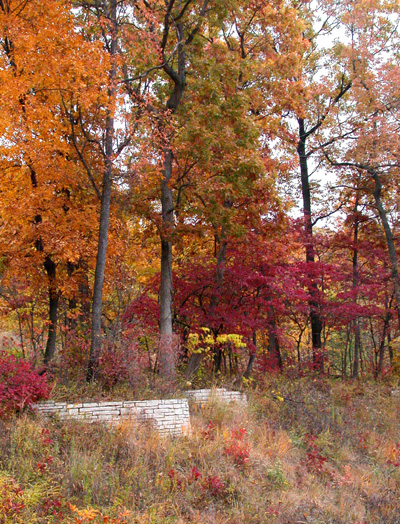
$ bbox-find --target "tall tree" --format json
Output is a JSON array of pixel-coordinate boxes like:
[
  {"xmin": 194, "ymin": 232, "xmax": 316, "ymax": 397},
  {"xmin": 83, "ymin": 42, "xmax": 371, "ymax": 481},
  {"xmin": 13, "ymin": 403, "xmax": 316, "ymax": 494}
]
[{"xmin": 0, "ymin": 0, "xmax": 103, "ymax": 363}]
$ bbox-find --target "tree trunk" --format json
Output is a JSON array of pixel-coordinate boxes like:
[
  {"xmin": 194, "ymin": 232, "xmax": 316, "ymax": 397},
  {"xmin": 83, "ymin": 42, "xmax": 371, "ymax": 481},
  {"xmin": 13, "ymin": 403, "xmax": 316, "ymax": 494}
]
[
  {"xmin": 372, "ymin": 170, "xmax": 400, "ymax": 329},
  {"xmin": 243, "ymin": 332, "xmax": 257, "ymax": 379},
  {"xmin": 159, "ymin": 149, "xmax": 176, "ymax": 379},
  {"xmin": 377, "ymin": 310, "xmax": 392, "ymax": 377},
  {"xmin": 267, "ymin": 307, "xmax": 282, "ymax": 370},
  {"xmin": 44, "ymin": 256, "xmax": 59, "ymax": 364},
  {"xmin": 157, "ymin": 21, "xmax": 187, "ymax": 380},
  {"xmin": 352, "ymin": 194, "xmax": 361, "ymax": 378},
  {"xmin": 297, "ymin": 118, "xmax": 324, "ymax": 371},
  {"xmin": 185, "ymin": 237, "xmax": 228, "ymax": 378},
  {"xmin": 353, "ymin": 323, "xmax": 361, "ymax": 378},
  {"xmin": 87, "ymin": 0, "xmax": 117, "ymax": 381}
]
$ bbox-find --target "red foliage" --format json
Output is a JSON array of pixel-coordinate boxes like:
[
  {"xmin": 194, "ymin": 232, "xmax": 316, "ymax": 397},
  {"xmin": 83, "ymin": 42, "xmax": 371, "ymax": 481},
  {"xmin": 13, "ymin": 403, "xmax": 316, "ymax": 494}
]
[
  {"xmin": 0, "ymin": 351, "xmax": 50, "ymax": 417},
  {"xmin": 38, "ymin": 497, "xmax": 64, "ymax": 518},
  {"xmin": 36, "ymin": 455, "xmax": 53, "ymax": 474},
  {"xmin": 168, "ymin": 468, "xmax": 182, "ymax": 490},
  {"xmin": 201, "ymin": 421, "xmax": 216, "ymax": 440},
  {"xmin": 202, "ymin": 475, "xmax": 225, "ymax": 497},
  {"xmin": 0, "ymin": 478, "xmax": 25, "ymax": 518},
  {"xmin": 305, "ymin": 434, "xmax": 328, "ymax": 474},
  {"xmin": 223, "ymin": 427, "xmax": 250, "ymax": 466},
  {"xmin": 190, "ymin": 466, "xmax": 202, "ymax": 481}
]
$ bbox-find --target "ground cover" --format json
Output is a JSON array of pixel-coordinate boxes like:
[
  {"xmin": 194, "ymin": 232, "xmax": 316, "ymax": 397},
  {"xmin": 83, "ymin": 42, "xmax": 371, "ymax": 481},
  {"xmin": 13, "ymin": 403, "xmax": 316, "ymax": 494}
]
[{"xmin": 1, "ymin": 378, "xmax": 400, "ymax": 523}]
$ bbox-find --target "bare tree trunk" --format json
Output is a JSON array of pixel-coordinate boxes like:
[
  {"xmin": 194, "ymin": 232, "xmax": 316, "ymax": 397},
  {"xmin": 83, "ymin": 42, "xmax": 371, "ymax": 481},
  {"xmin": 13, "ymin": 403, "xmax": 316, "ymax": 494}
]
[
  {"xmin": 87, "ymin": 0, "xmax": 117, "ymax": 381},
  {"xmin": 157, "ymin": 1, "xmax": 209, "ymax": 380},
  {"xmin": 297, "ymin": 118, "xmax": 324, "ymax": 372},
  {"xmin": 159, "ymin": 148, "xmax": 176, "ymax": 379},
  {"xmin": 157, "ymin": 19, "xmax": 187, "ymax": 380},
  {"xmin": 243, "ymin": 331, "xmax": 257, "ymax": 379},
  {"xmin": 44, "ymin": 256, "xmax": 59, "ymax": 364},
  {"xmin": 388, "ymin": 331, "xmax": 393, "ymax": 368},
  {"xmin": 267, "ymin": 307, "xmax": 282, "ymax": 370},
  {"xmin": 352, "ymin": 193, "xmax": 361, "ymax": 378},
  {"xmin": 353, "ymin": 323, "xmax": 361, "ymax": 378},
  {"xmin": 377, "ymin": 310, "xmax": 392, "ymax": 377},
  {"xmin": 372, "ymin": 170, "xmax": 400, "ymax": 329},
  {"xmin": 185, "ymin": 237, "xmax": 228, "ymax": 378}
]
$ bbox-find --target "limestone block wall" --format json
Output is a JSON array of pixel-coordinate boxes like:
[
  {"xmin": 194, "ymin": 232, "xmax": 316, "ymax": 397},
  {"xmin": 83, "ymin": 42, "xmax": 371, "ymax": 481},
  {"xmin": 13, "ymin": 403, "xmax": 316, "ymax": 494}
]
[
  {"xmin": 185, "ymin": 388, "xmax": 247, "ymax": 405},
  {"xmin": 33, "ymin": 389, "xmax": 246, "ymax": 436},
  {"xmin": 33, "ymin": 398, "xmax": 190, "ymax": 436}
]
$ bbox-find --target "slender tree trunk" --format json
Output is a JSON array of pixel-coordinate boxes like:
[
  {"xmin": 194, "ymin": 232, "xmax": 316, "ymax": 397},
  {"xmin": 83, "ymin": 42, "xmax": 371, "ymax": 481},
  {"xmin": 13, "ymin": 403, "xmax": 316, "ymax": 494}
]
[
  {"xmin": 43, "ymin": 256, "xmax": 59, "ymax": 364},
  {"xmin": 159, "ymin": 149, "xmax": 176, "ymax": 379},
  {"xmin": 388, "ymin": 331, "xmax": 393, "ymax": 367},
  {"xmin": 267, "ymin": 307, "xmax": 282, "ymax": 370},
  {"xmin": 157, "ymin": 21, "xmax": 187, "ymax": 380},
  {"xmin": 87, "ymin": 0, "xmax": 117, "ymax": 381},
  {"xmin": 353, "ymin": 324, "xmax": 361, "ymax": 378},
  {"xmin": 185, "ymin": 237, "xmax": 228, "ymax": 378},
  {"xmin": 352, "ymin": 194, "xmax": 361, "ymax": 378},
  {"xmin": 30, "ymin": 169, "xmax": 59, "ymax": 366},
  {"xmin": 372, "ymin": 170, "xmax": 400, "ymax": 329},
  {"xmin": 243, "ymin": 331, "xmax": 257, "ymax": 379},
  {"xmin": 297, "ymin": 118, "xmax": 323, "ymax": 372},
  {"xmin": 377, "ymin": 310, "xmax": 392, "ymax": 376}
]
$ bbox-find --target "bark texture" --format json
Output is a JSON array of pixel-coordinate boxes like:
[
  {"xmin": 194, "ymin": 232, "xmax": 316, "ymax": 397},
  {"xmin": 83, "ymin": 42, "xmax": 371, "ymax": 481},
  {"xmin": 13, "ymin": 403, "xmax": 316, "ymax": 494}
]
[
  {"xmin": 87, "ymin": 0, "xmax": 117, "ymax": 381},
  {"xmin": 297, "ymin": 118, "xmax": 323, "ymax": 371}
]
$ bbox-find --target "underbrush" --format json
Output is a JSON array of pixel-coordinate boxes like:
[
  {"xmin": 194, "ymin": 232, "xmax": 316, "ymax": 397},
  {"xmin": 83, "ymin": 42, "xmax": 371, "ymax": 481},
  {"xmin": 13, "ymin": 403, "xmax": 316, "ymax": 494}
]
[{"xmin": 1, "ymin": 378, "xmax": 400, "ymax": 523}]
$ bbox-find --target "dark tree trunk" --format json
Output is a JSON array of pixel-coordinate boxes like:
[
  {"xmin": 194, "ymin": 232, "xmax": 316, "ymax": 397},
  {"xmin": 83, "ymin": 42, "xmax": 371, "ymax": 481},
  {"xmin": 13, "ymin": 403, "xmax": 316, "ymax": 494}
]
[
  {"xmin": 376, "ymin": 310, "xmax": 392, "ymax": 377},
  {"xmin": 353, "ymin": 323, "xmax": 361, "ymax": 378},
  {"xmin": 185, "ymin": 238, "xmax": 228, "ymax": 378},
  {"xmin": 44, "ymin": 257, "xmax": 59, "ymax": 364},
  {"xmin": 372, "ymin": 170, "xmax": 400, "ymax": 329},
  {"xmin": 267, "ymin": 307, "xmax": 282, "ymax": 370},
  {"xmin": 157, "ymin": 0, "xmax": 209, "ymax": 379},
  {"xmin": 233, "ymin": 331, "xmax": 257, "ymax": 389},
  {"xmin": 87, "ymin": 0, "xmax": 117, "ymax": 381},
  {"xmin": 297, "ymin": 118, "xmax": 324, "ymax": 371},
  {"xmin": 388, "ymin": 331, "xmax": 393, "ymax": 367},
  {"xmin": 352, "ymin": 194, "xmax": 361, "ymax": 378},
  {"xmin": 157, "ymin": 20, "xmax": 187, "ymax": 380}
]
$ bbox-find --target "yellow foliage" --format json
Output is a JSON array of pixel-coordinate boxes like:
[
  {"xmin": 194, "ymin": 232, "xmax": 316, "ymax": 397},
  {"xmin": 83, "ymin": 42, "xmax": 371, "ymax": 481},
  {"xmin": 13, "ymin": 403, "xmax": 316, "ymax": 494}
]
[
  {"xmin": 68, "ymin": 503, "xmax": 132, "ymax": 523},
  {"xmin": 187, "ymin": 329, "xmax": 246, "ymax": 356}
]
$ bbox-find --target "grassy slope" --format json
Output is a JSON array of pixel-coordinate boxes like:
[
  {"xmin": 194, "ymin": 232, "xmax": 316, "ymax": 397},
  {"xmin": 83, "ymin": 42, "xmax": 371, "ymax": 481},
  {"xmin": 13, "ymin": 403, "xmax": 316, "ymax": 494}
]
[{"xmin": 1, "ymin": 378, "xmax": 400, "ymax": 523}]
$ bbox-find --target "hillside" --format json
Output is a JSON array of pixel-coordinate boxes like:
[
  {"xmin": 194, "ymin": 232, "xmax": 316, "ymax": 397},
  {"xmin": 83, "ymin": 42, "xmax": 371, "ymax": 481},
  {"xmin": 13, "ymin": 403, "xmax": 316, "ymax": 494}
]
[{"xmin": 1, "ymin": 379, "xmax": 400, "ymax": 524}]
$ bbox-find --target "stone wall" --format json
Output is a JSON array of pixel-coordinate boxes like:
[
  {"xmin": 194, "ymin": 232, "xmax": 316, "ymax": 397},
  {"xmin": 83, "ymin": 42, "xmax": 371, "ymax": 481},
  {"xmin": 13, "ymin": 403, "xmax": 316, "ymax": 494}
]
[
  {"xmin": 33, "ymin": 389, "xmax": 247, "ymax": 436},
  {"xmin": 185, "ymin": 388, "xmax": 247, "ymax": 405},
  {"xmin": 33, "ymin": 398, "xmax": 190, "ymax": 436}
]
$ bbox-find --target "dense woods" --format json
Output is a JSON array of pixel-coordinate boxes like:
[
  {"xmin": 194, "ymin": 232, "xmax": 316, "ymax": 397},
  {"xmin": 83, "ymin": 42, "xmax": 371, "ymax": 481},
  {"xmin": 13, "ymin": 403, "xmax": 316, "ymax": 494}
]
[
  {"xmin": 4, "ymin": 2, "xmax": 400, "ymax": 524},
  {"xmin": 1, "ymin": 0, "xmax": 400, "ymax": 384}
]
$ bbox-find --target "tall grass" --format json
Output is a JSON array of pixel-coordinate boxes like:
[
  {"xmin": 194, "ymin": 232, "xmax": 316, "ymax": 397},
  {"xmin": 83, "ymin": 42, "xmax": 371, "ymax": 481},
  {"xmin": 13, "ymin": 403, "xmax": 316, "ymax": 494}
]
[{"xmin": 1, "ymin": 378, "xmax": 400, "ymax": 523}]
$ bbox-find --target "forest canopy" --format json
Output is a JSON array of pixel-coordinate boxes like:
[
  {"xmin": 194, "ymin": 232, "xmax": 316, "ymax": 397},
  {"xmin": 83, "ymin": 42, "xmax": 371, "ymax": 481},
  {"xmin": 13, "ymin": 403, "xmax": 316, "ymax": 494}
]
[{"xmin": 1, "ymin": 0, "xmax": 400, "ymax": 384}]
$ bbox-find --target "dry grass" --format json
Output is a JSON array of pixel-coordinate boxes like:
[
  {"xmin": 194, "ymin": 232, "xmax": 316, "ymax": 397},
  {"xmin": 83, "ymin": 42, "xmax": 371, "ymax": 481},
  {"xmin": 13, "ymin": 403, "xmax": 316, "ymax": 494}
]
[{"xmin": 1, "ymin": 378, "xmax": 400, "ymax": 523}]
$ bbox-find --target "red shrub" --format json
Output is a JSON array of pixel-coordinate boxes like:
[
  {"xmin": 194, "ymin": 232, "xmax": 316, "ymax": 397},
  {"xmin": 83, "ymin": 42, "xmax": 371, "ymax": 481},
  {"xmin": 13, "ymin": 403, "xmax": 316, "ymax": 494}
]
[
  {"xmin": 168, "ymin": 468, "xmax": 182, "ymax": 490},
  {"xmin": 201, "ymin": 421, "xmax": 216, "ymax": 440},
  {"xmin": 305, "ymin": 434, "xmax": 328, "ymax": 474},
  {"xmin": 190, "ymin": 466, "xmax": 202, "ymax": 481},
  {"xmin": 202, "ymin": 475, "xmax": 225, "ymax": 497},
  {"xmin": 223, "ymin": 427, "xmax": 250, "ymax": 466},
  {"xmin": 0, "ymin": 351, "xmax": 50, "ymax": 417}
]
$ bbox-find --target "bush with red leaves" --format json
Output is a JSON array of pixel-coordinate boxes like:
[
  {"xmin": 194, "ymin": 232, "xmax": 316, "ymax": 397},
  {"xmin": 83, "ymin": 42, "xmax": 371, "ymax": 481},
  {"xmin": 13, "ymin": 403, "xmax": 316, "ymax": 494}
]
[{"xmin": 0, "ymin": 351, "xmax": 51, "ymax": 417}]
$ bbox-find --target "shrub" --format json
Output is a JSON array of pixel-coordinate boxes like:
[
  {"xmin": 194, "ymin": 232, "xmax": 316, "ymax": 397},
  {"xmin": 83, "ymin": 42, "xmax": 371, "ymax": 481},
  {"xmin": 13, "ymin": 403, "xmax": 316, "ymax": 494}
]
[
  {"xmin": 0, "ymin": 474, "xmax": 25, "ymax": 524},
  {"xmin": 223, "ymin": 427, "xmax": 250, "ymax": 466},
  {"xmin": 0, "ymin": 351, "xmax": 50, "ymax": 417}
]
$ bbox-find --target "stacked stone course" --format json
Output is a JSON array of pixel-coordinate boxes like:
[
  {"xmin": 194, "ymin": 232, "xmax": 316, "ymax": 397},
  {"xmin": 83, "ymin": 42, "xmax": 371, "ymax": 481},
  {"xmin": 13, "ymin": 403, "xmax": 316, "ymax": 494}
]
[
  {"xmin": 33, "ymin": 388, "xmax": 247, "ymax": 436},
  {"xmin": 185, "ymin": 388, "xmax": 247, "ymax": 405},
  {"xmin": 34, "ymin": 398, "xmax": 190, "ymax": 436}
]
